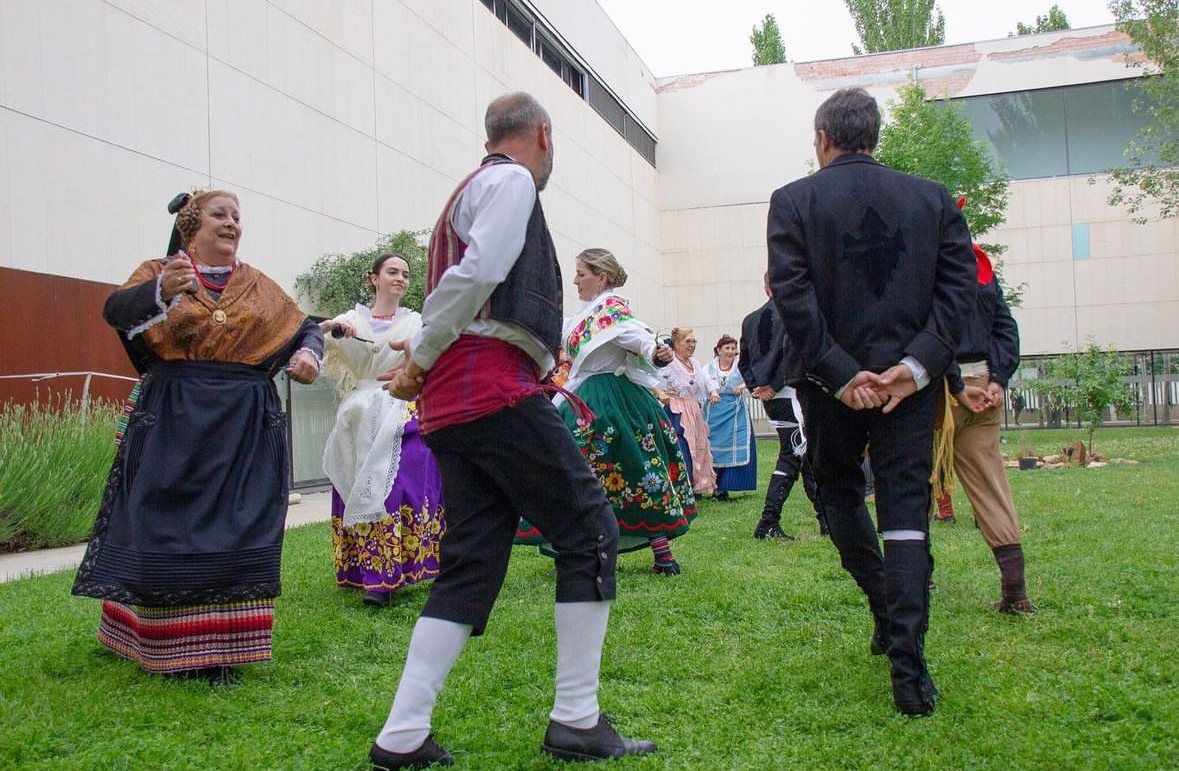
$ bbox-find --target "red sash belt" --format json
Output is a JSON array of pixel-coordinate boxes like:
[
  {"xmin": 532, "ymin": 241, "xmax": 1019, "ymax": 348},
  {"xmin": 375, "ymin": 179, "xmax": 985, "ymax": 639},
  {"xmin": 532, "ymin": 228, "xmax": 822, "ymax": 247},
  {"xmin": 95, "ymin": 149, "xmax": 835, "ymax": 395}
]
[{"xmin": 420, "ymin": 335, "xmax": 591, "ymax": 434}]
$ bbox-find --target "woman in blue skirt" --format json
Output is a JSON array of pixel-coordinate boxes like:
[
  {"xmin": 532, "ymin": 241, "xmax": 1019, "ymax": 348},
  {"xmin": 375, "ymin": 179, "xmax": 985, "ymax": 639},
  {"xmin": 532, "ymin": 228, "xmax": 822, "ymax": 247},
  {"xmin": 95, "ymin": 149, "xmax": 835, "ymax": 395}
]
[{"xmin": 704, "ymin": 335, "xmax": 757, "ymax": 501}]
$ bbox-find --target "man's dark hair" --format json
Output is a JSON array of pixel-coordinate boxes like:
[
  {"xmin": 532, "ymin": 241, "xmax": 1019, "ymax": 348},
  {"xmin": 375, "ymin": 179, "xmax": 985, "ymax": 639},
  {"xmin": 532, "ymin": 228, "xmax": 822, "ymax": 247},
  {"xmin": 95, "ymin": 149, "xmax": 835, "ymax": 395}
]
[
  {"xmin": 485, "ymin": 92, "xmax": 550, "ymax": 145},
  {"xmin": 814, "ymin": 87, "xmax": 880, "ymax": 152}
]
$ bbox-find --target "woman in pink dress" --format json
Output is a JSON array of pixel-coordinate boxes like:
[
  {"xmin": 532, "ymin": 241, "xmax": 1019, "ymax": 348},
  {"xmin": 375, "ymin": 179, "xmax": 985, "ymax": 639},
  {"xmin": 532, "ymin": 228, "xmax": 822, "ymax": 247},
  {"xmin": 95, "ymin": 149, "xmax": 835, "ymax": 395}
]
[{"xmin": 658, "ymin": 327, "xmax": 719, "ymax": 496}]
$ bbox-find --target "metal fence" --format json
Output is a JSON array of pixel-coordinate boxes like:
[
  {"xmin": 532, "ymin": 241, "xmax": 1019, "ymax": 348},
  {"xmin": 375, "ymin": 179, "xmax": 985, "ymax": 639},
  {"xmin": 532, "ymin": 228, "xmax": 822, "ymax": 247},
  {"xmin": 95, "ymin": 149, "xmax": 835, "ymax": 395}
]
[
  {"xmin": 38, "ymin": 347, "xmax": 1162, "ymax": 489},
  {"xmin": 1005, "ymin": 348, "xmax": 1179, "ymax": 430},
  {"xmin": 739, "ymin": 348, "xmax": 1179, "ymax": 438}
]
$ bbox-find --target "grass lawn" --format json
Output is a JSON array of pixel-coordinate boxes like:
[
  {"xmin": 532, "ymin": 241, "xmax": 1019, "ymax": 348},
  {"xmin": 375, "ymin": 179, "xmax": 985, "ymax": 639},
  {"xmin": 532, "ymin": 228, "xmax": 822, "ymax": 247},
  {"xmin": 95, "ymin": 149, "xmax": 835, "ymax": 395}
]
[{"xmin": 1, "ymin": 427, "xmax": 1176, "ymax": 770}]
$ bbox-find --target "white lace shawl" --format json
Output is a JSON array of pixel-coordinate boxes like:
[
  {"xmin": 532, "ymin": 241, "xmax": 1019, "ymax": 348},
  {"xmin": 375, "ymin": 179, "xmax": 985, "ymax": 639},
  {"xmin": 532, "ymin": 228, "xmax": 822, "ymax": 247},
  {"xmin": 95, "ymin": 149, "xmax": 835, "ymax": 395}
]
[{"xmin": 321, "ymin": 306, "xmax": 422, "ymax": 526}]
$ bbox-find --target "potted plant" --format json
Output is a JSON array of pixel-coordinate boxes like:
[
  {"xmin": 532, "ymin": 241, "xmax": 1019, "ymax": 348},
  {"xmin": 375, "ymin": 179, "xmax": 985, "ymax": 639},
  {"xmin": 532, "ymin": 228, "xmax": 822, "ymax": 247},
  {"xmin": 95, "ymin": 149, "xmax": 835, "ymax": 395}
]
[{"xmin": 1016, "ymin": 437, "xmax": 1038, "ymax": 470}]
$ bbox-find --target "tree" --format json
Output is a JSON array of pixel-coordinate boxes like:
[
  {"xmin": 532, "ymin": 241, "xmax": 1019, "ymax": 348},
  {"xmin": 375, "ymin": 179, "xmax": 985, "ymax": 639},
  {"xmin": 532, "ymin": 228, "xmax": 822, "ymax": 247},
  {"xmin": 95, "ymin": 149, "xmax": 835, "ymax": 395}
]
[
  {"xmin": 1013, "ymin": 5, "xmax": 1071, "ymax": 35},
  {"xmin": 295, "ymin": 229, "xmax": 429, "ymax": 318},
  {"xmin": 1105, "ymin": 0, "xmax": 1179, "ymax": 221},
  {"xmin": 844, "ymin": 0, "xmax": 946, "ymax": 54},
  {"xmin": 1028, "ymin": 339, "xmax": 1135, "ymax": 455},
  {"xmin": 750, "ymin": 13, "xmax": 787, "ymax": 65},
  {"xmin": 874, "ymin": 81, "xmax": 1023, "ymax": 304}
]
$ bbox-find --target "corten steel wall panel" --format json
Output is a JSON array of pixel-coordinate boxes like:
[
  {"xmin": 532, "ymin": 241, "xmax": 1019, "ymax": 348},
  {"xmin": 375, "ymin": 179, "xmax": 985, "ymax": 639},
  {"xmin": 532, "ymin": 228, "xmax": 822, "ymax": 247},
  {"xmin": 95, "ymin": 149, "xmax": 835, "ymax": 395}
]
[{"xmin": 0, "ymin": 267, "xmax": 136, "ymax": 406}]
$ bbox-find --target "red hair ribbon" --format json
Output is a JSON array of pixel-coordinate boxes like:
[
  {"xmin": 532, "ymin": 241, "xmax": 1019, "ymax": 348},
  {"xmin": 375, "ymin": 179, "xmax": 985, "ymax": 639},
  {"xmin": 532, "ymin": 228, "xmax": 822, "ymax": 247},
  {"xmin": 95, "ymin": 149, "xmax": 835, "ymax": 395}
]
[{"xmin": 972, "ymin": 243, "xmax": 993, "ymax": 285}]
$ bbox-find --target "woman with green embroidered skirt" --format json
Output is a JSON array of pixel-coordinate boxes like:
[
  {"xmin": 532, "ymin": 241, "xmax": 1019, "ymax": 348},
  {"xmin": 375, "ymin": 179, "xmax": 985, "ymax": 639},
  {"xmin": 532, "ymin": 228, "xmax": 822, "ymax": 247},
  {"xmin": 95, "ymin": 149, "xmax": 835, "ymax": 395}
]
[{"xmin": 516, "ymin": 249, "xmax": 696, "ymax": 575}]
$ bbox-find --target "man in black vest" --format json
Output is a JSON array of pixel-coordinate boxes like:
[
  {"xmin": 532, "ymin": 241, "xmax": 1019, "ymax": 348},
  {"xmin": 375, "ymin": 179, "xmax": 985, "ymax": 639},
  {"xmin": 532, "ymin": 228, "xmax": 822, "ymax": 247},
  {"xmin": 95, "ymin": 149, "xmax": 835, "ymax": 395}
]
[
  {"xmin": 372, "ymin": 92, "xmax": 655, "ymax": 768},
  {"xmin": 738, "ymin": 274, "xmax": 824, "ymax": 539},
  {"xmin": 767, "ymin": 87, "xmax": 976, "ymax": 716}
]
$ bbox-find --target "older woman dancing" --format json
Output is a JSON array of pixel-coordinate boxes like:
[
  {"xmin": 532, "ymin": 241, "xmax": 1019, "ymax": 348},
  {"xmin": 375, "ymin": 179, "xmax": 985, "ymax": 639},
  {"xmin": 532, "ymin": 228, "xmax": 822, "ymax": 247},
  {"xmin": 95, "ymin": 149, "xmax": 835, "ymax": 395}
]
[{"xmin": 72, "ymin": 189, "xmax": 323, "ymax": 684}]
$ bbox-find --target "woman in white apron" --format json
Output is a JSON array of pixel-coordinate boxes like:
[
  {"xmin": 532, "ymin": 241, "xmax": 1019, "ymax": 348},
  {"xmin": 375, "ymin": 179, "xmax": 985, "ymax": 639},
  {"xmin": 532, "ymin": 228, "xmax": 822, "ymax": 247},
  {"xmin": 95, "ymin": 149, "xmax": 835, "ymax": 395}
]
[{"xmin": 320, "ymin": 253, "xmax": 445, "ymax": 606}]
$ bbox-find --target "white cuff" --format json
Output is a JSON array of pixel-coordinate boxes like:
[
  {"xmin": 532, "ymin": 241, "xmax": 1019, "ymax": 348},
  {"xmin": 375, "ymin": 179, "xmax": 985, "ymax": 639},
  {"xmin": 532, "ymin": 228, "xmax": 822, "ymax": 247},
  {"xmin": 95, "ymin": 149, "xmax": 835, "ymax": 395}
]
[
  {"xmin": 294, "ymin": 347, "xmax": 323, "ymax": 372},
  {"xmin": 901, "ymin": 356, "xmax": 930, "ymax": 391},
  {"xmin": 127, "ymin": 275, "xmax": 181, "ymax": 340}
]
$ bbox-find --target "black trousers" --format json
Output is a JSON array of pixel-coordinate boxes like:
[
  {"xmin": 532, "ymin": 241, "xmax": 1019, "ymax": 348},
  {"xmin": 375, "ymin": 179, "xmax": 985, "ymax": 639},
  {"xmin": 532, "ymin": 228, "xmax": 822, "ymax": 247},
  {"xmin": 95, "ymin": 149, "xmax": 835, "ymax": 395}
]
[
  {"xmin": 797, "ymin": 383, "xmax": 936, "ymax": 535},
  {"xmin": 421, "ymin": 395, "xmax": 619, "ymax": 635}
]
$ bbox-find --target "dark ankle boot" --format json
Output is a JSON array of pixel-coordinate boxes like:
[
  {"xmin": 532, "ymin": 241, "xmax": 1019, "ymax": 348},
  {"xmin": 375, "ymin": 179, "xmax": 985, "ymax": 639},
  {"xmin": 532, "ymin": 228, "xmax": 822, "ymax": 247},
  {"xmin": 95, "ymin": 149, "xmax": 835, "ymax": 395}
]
[
  {"xmin": 884, "ymin": 540, "xmax": 937, "ymax": 717},
  {"xmin": 992, "ymin": 544, "xmax": 1037, "ymax": 614}
]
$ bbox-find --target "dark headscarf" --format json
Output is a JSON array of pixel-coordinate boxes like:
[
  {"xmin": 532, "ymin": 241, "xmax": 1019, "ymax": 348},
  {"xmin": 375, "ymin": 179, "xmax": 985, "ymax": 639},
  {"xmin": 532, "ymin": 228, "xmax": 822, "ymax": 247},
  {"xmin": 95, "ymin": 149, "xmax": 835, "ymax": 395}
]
[{"xmin": 165, "ymin": 192, "xmax": 191, "ymax": 256}]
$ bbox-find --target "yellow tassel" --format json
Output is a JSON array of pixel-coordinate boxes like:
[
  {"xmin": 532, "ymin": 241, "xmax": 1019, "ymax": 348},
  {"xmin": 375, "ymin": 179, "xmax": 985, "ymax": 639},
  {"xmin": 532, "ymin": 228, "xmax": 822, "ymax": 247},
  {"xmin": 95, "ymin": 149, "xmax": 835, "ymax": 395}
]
[{"xmin": 930, "ymin": 379, "xmax": 957, "ymax": 499}]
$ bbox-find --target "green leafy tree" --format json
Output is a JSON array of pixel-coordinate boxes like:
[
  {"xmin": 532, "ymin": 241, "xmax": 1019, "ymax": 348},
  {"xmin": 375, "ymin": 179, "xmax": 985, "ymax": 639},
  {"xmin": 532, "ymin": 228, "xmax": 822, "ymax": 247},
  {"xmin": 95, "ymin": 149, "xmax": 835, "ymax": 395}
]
[
  {"xmin": 1105, "ymin": 0, "xmax": 1179, "ymax": 221},
  {"xmin": 750, "ymin": 13, "xmax": 787, "ymax": 65},
  {"xmin": 1013, "ymin": 5, "xmax": 1071, "ymax": 35},
  {"xmin": 295, "ymin": 229, "xmax": 429, "ymax": 318},
  {"xmin": 875, "ymin": 81, "xmax": 1022, "ymax": 304},
  {"xmin": 844, "ymin": 0, "xmax": 946, "ymax": 54},
  {"xmin": 1028, "ymin": 339, "xmax": 1135, "ymax": 454}
]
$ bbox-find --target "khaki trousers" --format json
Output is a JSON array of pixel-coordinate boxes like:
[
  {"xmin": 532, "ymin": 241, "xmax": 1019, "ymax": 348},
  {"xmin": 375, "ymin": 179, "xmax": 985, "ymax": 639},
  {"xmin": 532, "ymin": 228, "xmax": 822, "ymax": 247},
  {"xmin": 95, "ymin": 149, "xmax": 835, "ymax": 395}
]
[{"xmin": 950, "ymin": 375, "xmax": 1023, "ymax": 548}]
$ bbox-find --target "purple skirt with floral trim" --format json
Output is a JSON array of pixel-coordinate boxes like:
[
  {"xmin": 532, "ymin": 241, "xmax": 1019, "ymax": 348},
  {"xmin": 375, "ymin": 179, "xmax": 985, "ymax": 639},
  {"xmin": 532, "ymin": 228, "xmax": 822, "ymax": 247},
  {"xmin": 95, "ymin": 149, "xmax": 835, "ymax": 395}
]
[{"xmin": 330, "ymin": 416, "xmax": 445, "ymax": 593}]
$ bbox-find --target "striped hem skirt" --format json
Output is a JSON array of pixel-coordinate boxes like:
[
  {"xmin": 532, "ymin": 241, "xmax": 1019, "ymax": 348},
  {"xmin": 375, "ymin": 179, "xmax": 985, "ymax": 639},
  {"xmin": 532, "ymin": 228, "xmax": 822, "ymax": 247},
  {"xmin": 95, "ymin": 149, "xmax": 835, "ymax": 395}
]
[{"xmin": 97, "ymin": 599, "xmax": 274, "ymax": 674}]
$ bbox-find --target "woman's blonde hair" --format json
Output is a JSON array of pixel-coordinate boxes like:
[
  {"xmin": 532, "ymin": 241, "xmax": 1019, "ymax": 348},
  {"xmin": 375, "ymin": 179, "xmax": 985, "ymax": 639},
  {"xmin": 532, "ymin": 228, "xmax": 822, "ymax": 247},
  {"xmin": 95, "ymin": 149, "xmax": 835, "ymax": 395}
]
[
  {"xmin": 576, "ymin": 247, "xmax": 628, "ymax": 289},
  {"xmin": 175, "ymin": 189, "xmax": 240, "ymax": 245},
  {"xmin": 670, "ymin": 328, "xmax": 694, "ymax": 347}
]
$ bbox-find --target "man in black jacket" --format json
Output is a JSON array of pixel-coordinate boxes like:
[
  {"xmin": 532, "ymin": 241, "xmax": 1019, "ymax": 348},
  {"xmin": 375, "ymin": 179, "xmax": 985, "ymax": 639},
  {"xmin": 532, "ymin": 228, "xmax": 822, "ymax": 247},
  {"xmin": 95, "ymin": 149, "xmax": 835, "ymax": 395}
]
[
  {"xmin": 739, "ymin": 275, "xmax": 824, "ymax": 540},
  {"xmin": 767, "ymin": 87, "xmax": 976, "ymax": 716}
]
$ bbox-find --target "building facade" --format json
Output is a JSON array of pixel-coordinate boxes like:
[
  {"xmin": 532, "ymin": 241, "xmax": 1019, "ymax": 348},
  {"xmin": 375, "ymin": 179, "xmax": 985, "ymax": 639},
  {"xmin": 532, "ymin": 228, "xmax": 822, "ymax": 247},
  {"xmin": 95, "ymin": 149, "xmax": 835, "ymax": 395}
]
[{"xmin": 2, "ymin": 1, "xmax": 1175, "ymax": 474}]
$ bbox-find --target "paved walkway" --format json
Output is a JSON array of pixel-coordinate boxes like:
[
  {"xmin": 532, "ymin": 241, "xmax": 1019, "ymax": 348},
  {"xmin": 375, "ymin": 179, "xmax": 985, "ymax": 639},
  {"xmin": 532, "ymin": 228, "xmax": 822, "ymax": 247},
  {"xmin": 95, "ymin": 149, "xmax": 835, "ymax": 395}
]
[{"xmin": 0, "ymin": 491, "xmax": 333, "ymax": 584}]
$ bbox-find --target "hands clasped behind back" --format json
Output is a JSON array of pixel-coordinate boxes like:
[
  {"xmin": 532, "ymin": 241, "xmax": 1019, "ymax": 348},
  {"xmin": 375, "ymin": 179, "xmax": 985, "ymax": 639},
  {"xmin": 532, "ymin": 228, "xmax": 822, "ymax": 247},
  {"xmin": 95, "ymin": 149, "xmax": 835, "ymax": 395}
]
[{"xmin": 839, "ymin": 364, "xmax": 919, "ymax": 414}]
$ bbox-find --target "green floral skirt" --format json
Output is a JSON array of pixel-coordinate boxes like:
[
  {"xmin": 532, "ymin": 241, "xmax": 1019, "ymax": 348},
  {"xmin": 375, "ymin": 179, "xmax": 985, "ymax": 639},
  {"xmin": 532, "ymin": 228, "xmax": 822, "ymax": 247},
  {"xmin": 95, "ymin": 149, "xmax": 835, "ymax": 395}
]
[{"xmin": 517, "ymin": 373, "xmax": 696, "ymax": 554}]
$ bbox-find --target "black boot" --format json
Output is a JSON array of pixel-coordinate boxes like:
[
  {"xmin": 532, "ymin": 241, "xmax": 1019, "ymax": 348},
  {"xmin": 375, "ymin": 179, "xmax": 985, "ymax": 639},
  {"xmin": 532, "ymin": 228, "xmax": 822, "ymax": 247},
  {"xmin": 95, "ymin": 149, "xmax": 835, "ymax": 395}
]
[
  {"xmin": 884, "ymin": 540, "xmax": 937, "ymax": 717},
  {"xmin": 824, "ymin": 500, "xmax": 889, "ymax": 653},
  {"xmin": 754, "ymin": 471, "xmax": 793, "ymax": 536},
  {"xmin": 870, "ymin": 615, "xmax": 888, "ymax": 656}
]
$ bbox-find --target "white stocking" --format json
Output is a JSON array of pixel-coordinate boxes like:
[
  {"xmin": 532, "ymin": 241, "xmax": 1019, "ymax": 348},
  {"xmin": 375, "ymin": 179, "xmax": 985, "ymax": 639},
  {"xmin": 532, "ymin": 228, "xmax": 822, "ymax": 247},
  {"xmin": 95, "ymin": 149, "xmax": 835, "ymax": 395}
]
[
  {"xmin": 550, "ymin": 601, "xmax": 611, "ymax": 729},
  {"xmin": 375, "ymin": 616, "xmax": 472, "ymax": 752}
]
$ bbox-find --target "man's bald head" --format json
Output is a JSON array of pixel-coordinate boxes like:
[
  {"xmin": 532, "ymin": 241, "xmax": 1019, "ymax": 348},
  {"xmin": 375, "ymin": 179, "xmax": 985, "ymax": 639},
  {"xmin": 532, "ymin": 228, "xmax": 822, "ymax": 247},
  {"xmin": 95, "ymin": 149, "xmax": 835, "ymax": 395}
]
[
  {"xmin": 484, "ymin": 92, "xmax": 554, "ymax": 191},
  {"xmin": 485, "ymin": 92, "xmax": 551, "ymax": 145}
]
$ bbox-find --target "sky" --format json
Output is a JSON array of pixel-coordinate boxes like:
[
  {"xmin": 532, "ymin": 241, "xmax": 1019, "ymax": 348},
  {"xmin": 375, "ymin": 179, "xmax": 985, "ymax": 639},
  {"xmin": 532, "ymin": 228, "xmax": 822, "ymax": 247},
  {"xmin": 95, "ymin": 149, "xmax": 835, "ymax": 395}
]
[{"xmin": 594, "ymin": 0, "xmax": 1117, "ymax": 77}]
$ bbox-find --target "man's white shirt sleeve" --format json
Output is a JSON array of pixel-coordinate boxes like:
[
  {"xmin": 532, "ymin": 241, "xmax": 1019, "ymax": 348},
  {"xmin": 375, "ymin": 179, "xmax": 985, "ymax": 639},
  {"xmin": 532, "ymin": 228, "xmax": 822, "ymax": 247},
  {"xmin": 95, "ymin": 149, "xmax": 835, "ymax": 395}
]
[{"xmin": 411, "ymin": 165, "xmax": 536, "ymax": 370}]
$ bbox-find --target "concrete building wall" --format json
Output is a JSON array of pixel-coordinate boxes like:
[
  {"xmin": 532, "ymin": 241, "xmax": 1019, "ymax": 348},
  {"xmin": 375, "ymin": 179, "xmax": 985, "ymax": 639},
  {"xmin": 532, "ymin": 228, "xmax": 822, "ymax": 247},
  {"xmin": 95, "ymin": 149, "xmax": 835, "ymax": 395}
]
[
  {"xmin": 655, "ymin": 26, "xmax": 1179, "ymax": 355},
  {"xmin": 1, "ymin": 5, "xmax": 1174, "ymax": 362},
  {"xmin": 0, "ymin": 0, "xmax": 662, "ymax": 320}
]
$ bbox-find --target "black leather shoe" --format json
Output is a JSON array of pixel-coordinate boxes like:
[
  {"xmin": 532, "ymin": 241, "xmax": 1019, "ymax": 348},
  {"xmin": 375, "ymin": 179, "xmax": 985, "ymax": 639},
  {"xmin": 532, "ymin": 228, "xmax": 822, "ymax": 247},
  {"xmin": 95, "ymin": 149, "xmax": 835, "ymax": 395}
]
[
  {"xmin": 651, "ymin": 559, "xmax": 681, "ymax": 576},
  {"xmin": 168, "ymin": 666, "xmax": 239, "ymax": 686},
  {"xmin": 754, "ymin": 523, "xmax": 796, "ymax": 541},
  {"xmin": 893, "ymin": 671, "xmax": 938, "ymax": 718},
  {"xmin": 369, "ymin": 735, "xmax": 453, "ymax": 769},
  {"xmin": 363, "ymin": 590, "xmax": 391, "ymax": 607},
  {"xmin": 542, "ymin": 714, "xmax": 657, "ymax": 761}
]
